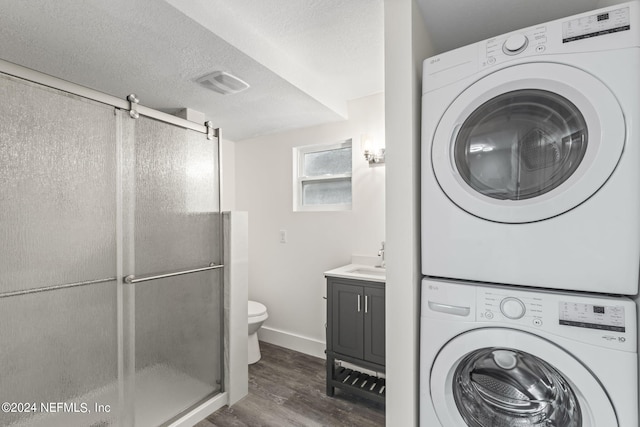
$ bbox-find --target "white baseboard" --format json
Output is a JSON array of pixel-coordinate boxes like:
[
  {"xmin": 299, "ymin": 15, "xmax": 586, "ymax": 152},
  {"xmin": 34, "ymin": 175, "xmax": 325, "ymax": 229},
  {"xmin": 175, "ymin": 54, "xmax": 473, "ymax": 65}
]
[
  {"xmin": 259, "ymin": 326, "xmax": 326, "ymax": 359},
  {"xmin": 168, "ymin": 392, "xmax": 228, "ymax": 427}
]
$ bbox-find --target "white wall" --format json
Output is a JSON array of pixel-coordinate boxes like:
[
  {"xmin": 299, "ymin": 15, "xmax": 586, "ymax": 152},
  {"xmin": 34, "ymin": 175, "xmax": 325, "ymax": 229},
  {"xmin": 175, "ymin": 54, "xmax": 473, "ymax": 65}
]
[
  {"xmin": 384, "ymin": 0, "xmax": 434, "ymax": 425},
  {"xmin": 233, "ymin": 93, "xmax": 386, "ymax": 357}
]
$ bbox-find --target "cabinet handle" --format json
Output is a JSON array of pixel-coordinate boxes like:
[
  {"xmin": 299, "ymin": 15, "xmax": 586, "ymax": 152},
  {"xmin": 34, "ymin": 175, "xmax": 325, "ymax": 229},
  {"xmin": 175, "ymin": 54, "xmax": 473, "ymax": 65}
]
[
  {"xmin": 357, "ymin": 295, "xmax": 361, "ymax": 312},
  {"xmin": 365, "ymin": 295, "xmax": 369, "ymax": 313}
]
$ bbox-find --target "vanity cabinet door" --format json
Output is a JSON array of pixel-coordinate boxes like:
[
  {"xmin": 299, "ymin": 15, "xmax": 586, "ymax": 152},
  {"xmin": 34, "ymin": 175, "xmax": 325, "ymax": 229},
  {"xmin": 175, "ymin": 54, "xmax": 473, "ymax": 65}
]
[
  {"xmin": 364, "ymin": 286, "xmax": 385, "ymax": 365},
  {"xmin": 331, "ymin": 282, "xmax": 364, "ymax": 359}
]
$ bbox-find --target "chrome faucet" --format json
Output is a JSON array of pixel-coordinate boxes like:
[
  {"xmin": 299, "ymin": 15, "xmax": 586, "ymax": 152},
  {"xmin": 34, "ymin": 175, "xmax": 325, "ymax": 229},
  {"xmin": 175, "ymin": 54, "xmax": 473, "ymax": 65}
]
[{"xmin": 378, "ymin": 241, "xmax": 385, "ymax": 268}]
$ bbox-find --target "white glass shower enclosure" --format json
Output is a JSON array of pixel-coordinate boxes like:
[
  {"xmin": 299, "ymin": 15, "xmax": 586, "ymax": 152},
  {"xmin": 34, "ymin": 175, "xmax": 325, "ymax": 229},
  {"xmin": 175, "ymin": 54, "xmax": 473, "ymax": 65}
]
[{"xmin": 0, "ymin": 66, "xmax": 224, "ymax": 426}]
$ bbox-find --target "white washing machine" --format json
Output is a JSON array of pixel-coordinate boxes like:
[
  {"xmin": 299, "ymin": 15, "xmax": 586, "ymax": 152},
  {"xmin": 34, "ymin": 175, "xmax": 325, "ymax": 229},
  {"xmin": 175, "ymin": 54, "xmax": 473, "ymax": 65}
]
[
  {"xmin": 420, "ymin": 278, "xmax": 638, "ymax": 427},
  {"xmin": 421, "ymin": 2, "xmax": 640, "ymax": 294}
]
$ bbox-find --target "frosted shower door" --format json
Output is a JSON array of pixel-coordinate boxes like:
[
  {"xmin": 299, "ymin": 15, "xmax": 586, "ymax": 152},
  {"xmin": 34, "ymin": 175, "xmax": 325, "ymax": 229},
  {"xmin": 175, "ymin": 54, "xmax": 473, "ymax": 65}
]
[
  {"xmin": 0, "ymin": 74, "xmax": 119, "ymax": 426},
  {"xmin": 129, "ymin": 116, "xmax": 222, "ymax": 426},
  {"xmin": 0, "ymin": 74, "xmax": 117, "ymax": 293}
]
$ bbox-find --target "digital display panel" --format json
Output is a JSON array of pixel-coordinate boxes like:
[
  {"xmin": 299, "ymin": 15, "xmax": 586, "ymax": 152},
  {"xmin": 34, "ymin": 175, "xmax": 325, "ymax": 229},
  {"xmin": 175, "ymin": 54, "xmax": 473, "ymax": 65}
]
[
  {"xmin": 559, "ymin": 302, "xmax": 625, "ymax": 332},
  {"xmin": 562, "ymin": 7, "xmax": 630, "ymax": 43}
]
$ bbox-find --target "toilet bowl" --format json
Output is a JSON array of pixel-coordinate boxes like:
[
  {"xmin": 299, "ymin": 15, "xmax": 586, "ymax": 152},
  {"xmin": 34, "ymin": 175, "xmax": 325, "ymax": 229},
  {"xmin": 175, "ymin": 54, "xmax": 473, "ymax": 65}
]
[{"xmin": 248, "ymin": 300, "xmax": 268, "ymax": 364}]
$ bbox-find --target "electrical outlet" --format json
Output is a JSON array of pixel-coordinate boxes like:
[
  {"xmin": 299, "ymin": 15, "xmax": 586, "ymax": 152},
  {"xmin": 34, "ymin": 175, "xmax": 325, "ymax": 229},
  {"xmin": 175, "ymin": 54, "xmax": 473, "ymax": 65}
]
[{"xmin": 279, "ymin": 229, "xmax": 287, "ymax": 243}]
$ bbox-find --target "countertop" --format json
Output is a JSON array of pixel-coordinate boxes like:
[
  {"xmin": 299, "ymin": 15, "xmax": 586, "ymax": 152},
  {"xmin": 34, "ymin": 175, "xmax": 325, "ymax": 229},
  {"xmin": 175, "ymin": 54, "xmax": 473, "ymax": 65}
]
[{"xmin": 324, "ymin": 263, "xmax": 386, "ymax": 283}]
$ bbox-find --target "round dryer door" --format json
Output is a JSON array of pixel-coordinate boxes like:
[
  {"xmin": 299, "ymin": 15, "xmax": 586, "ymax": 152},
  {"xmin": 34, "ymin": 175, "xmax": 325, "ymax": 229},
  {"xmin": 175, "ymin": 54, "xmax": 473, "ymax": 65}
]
[
  {"xmin": 431, "ymin": 63, "xmax": 625, "ymax": 223},
  {"xmin": 430, "ymin": 328, "xmax": 617, "ymax": 427}
]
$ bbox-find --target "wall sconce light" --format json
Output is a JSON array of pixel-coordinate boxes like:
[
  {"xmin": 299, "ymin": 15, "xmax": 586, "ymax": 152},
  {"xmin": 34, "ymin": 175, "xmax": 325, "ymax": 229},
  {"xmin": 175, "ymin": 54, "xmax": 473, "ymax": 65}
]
[{"xmin": 361, "ymin": 134, "xmax": 386, "ymax": 164}]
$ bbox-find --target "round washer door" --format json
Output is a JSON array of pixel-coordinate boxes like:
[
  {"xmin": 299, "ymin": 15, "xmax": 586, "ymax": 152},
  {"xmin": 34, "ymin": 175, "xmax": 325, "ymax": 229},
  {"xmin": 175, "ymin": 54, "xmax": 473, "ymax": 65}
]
[
  {"xmin": 431, "ymin": 63, "xmax": 625, "ymax": 223},
  {"xmin": 430, "ymin": 328, "xmax": 617, "ymax": 427}
]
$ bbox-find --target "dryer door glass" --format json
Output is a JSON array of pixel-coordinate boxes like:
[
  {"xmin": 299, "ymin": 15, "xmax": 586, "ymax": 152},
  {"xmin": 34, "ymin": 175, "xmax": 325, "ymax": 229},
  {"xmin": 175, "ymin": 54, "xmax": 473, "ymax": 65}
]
[
  {"xmin": 452, "ymin": 347, "xmax": 581, "ymax": 427},
  {"xmin": 454, "ymin": 89, "xmax": 588, "ymax": 201}
]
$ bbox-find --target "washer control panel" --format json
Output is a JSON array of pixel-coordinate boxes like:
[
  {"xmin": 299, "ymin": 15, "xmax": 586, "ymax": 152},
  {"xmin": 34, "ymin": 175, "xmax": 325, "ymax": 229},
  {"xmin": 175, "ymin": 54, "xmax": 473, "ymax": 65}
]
[
  {"xmin": 478, "ymin": 289, "xmax": 544, "ymax": 326},
  {"xmin": 559, "ymin": 302, "xmax": 625, "ymax": 332},
  {"xmin": 477, "ymin": 288, "xmax": 627, "ymax": 334},
  {"xmin": 423, "ymin": 278, "xmax": 636, "ymax": 352}
]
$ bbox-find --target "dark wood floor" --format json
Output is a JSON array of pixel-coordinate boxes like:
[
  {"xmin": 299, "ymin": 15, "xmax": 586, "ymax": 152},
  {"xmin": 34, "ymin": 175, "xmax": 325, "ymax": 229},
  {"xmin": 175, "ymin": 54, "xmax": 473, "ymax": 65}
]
[{"xmin": 197, "ymin": 342, "xmax": 385, "ymax": 427}]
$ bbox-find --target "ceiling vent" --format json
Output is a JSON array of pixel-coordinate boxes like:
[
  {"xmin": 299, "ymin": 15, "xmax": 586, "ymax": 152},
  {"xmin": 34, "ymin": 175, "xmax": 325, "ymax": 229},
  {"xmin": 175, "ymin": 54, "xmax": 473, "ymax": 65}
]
[{"xmin": 197, "ymin": 71, "xmax": 250, "ymax": 95}]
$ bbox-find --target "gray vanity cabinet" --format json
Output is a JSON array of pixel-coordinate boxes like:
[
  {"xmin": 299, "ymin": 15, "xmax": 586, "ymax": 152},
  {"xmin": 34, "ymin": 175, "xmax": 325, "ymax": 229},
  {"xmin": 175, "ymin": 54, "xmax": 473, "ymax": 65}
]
[
  {"xmin": 326, "ymin": 276, "xmax": 385, "ymax": 403},
  {"xmin": 363, "ymin": 286, "xmax": 385, "ymax": 365},
  {"xmin": 331, "ymin": 282, "xmax": 365, "ymax": 359}
]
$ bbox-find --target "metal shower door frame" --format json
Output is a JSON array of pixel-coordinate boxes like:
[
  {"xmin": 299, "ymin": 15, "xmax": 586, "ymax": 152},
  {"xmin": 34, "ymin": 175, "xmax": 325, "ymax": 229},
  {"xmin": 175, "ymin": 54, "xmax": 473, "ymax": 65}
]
[{"xmin": 0, "ymin": 58, "xmax": 225, "ymax": 427}]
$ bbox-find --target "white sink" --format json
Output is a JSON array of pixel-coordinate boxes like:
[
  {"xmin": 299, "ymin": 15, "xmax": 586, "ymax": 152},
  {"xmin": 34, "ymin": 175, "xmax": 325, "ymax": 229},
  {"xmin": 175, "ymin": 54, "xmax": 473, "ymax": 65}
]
[
  {"xmin": 325, "ymin": 264, "xmax": 386, "ymax": 282},
  {"xmin": 347, "ymin": 268, "xmax": 385, "ymax": 277}
]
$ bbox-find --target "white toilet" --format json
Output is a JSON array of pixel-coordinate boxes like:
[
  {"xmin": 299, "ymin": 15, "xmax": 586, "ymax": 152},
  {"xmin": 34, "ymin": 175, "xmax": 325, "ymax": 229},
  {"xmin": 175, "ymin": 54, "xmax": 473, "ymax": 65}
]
[{"xmin": 248, "ymin": 300, "xmax": 268, "ymax": 364}]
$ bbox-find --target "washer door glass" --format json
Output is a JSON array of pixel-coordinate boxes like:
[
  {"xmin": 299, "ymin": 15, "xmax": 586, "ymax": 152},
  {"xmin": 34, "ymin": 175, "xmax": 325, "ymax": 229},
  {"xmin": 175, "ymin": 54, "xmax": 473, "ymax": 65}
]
[
  {"xmin": 454, "ymin": 90, "xmax": 587, "ymax": 201},
  {"xmin": 453, "ymin": 347, "xmax": 581, "ymax": 427},
  {"xmin": 429, "ymin": 328, "xmax": 617, "ymax": 427}
]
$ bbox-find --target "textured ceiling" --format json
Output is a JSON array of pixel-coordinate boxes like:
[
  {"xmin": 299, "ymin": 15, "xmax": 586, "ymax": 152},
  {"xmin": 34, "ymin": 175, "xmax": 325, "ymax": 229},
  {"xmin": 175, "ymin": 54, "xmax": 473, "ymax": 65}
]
[
  {"xmin": 0, "ymin": 0, "xmax": 384, "ymax": 141},
  {"xmin": 167, "ymin": 0, "xmax": 385, "ymax": 110},
  {"xmin": 0, "ymin": 0, "xmax": 620, "ymax": 141}
]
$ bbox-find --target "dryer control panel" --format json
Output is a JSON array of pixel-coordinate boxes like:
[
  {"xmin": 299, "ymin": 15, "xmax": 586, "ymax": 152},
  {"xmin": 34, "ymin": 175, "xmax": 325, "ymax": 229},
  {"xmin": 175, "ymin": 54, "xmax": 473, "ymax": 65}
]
[
  {"xmin": 562, "ymin": 6, "xmax": 630, "ymax": 43},
  {"xmin": 483, "ymin": 26, "xmax": 548, "ymax": 67},
  {"xmin": 423, "ymin": 2, "xmax": 640, "ymax": 94}
]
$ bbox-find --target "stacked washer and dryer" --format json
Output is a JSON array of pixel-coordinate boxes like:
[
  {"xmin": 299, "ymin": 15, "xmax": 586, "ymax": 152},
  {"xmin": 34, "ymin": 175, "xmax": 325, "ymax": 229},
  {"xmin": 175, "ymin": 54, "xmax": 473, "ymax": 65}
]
[{"xmin": 420, "ymin": 2, "xmax": 640, "ymax": 426}]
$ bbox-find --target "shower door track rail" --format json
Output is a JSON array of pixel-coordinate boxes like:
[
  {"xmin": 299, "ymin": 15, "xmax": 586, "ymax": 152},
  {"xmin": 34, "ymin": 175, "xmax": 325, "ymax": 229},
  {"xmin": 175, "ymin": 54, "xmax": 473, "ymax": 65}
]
[
  {"xmin": 0, "ymin": 58, "xmax": 209, "ymax": 134},
  {"xmin": 0, "ymin": 277, "xmax": 117, "ymax": 299},
  {"xmin": 124, "ymin": 263, "xmax": 224, "ymax": 284}
]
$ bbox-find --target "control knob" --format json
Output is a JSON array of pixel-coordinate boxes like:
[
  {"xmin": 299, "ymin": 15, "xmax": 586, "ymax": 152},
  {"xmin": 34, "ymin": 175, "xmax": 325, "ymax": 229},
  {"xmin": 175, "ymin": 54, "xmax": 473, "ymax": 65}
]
[
  {"xmin": 503, "ymin": 34, "xmax": 528, "ymax": 55},
  {"xmin": 500, "ymin": 297, "xmax": 526, "ymax": 319}
]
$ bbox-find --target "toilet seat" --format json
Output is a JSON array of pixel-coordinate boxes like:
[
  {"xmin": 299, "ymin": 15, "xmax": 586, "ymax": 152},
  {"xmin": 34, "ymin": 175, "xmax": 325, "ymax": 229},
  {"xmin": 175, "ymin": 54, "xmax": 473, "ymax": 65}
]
[{"xmin": 248, "ymin": 300, "xmax": 267, "ymax": 318}]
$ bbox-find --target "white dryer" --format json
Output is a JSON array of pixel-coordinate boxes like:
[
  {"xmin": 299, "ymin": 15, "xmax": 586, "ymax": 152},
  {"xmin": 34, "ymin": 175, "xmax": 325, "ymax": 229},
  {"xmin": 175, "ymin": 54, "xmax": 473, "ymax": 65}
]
[
  {"xmin": 420, "ymin": 278, "xmax": 637, "ymax": 427},
  {"xmin": 421, "ymin": 2, "xmax": 640, "ymax": 294}
]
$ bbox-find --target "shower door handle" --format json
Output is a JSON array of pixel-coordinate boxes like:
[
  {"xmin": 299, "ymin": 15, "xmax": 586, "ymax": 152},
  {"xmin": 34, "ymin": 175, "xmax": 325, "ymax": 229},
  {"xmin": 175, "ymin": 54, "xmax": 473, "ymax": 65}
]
[{"xmin": 124, "ymin": 263, "xmax": 224, "ymax": 284}]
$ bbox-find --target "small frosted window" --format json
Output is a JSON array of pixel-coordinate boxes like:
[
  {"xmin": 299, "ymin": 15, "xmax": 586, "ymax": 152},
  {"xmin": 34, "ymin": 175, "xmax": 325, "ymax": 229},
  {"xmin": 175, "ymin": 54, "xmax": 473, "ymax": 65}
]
[
  {"xmin": 293, "ymin": 140, "xmax": 352, "ymax": 211},
  {"xmin": 304, "ymin": 147, "xmax": 351, "ymax": 176},
  {"xmin": 302, "ymin": 179, "xmax": 352, "ymax": 205}
]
